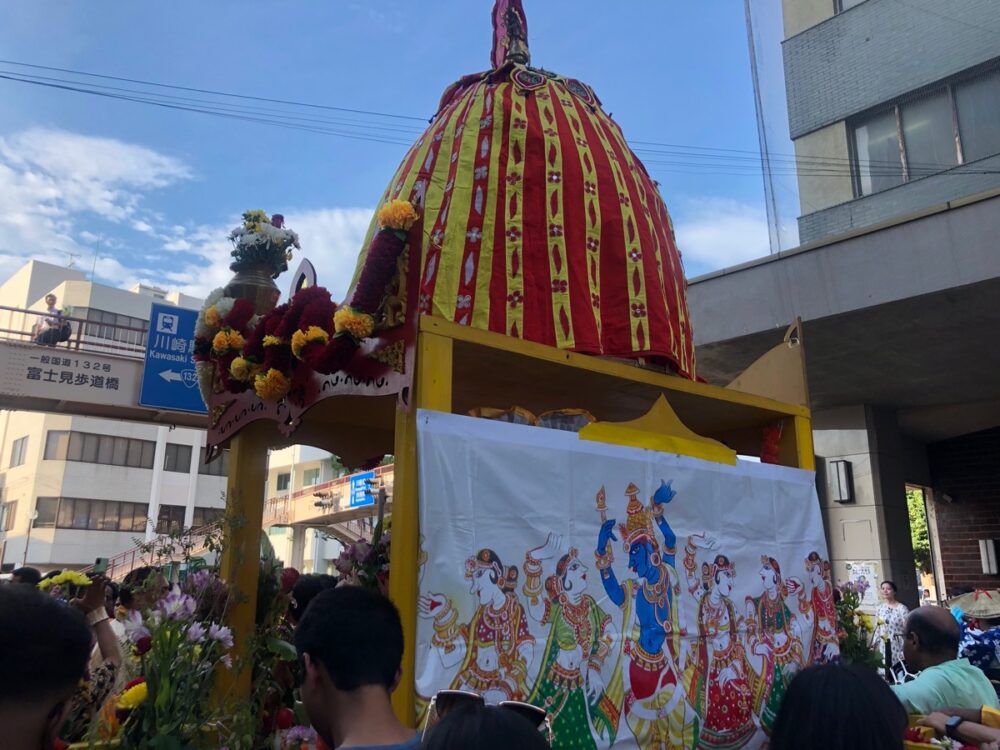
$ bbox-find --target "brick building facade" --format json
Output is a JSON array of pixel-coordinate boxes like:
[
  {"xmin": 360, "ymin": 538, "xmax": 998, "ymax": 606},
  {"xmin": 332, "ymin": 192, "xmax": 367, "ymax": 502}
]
[{"xmin": 929, "ymin": 427, "xmax": 1000, "ymax": 592}]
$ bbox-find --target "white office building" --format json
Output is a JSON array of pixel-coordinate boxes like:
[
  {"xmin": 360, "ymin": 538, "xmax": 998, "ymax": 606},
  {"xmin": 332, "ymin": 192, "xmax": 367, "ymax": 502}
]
[{"xmin": 0, "ymin": 260, "xmax": 228, "ymax": 572}]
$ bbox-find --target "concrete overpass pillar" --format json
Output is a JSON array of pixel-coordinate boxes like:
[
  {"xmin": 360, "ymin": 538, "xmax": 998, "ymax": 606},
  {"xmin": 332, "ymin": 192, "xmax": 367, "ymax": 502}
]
[
  {"xmin": 290, "ymin": 526, "xmax": 307, "ymax": 570},
  {"xmin": 814, "ymin": 405, "xmax": 919, "ymax": 609}
]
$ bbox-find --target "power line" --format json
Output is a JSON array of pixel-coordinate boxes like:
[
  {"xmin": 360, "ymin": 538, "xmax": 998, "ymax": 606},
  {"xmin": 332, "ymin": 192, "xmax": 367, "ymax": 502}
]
[
  {"xmin": 3, "ymin": 59, "xmax": 996, "ymax": 181},
  {"xmin": 0, "ymin": 58, "xmax": 430, "ymax": 122}
]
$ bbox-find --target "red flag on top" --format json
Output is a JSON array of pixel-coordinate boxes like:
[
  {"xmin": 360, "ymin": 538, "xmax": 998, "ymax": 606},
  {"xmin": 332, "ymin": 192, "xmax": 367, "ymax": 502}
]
[{"xmin": 491, "ymin": 0, "xmax": 529, "ymax": 69}]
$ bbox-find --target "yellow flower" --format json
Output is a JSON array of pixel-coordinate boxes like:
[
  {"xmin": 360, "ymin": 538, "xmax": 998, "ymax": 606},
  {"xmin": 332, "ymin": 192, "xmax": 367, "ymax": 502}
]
[
  {"xmin": 117, "ymin": 681, "xmax": 148, "ymax": 710},
  {"xmin": 333, "ymin": 307, "xmax": 375, "ymax": 339},
  {"xmin": 291, "ymin": 326, "xmax": 330, "ymax": 359},
  {"xmin": 229, "ymin": 357, "xmax": 253, "ymax": 382},
  {"xmin": 254, "ymin": 368, "xmax": 291, "ymax": 401},
  {"xmin": 262, "ymin": 335, "xmax": 284, "ymax": 347},
  {"xmin": 203, "ymin": 306, "xmax": 220, "ymax": 328},
  {"xmin": 212, "ymin": 329, "xmax": 244, "ymax": 355},
  {"xmin": 377, "ymin": 199, "xmax": 419, "ymax": 231}
]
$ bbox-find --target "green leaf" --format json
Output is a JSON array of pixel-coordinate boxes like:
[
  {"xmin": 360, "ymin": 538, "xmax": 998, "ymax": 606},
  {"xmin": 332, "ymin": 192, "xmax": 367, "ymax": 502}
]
[{"xmin": 265, "ymin": 636, "xmax": 297, "ymax": 660}]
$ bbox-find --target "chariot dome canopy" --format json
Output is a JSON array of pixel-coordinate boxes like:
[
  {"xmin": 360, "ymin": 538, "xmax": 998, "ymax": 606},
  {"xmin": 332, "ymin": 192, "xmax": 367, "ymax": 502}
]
[{"xmin": 353, "ymin": 0, "xmax": 696, "ymax": 379}]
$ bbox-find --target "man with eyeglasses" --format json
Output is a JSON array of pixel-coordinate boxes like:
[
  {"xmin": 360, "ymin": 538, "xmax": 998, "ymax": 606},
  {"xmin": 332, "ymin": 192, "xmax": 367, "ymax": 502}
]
[{"xmin": 296, "ymin": 586, "xmax": 419, "ymax": 750}]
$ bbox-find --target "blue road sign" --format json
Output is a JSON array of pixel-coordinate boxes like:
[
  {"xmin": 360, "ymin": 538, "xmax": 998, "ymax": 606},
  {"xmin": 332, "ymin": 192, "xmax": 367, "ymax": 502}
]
[
  {"xmin": 138, "ymin": 303, "xmax": 206, "ymax": 414},
  {"xmin": 349, "ymin": 471, "xmax": 376, "ymax": 508}
]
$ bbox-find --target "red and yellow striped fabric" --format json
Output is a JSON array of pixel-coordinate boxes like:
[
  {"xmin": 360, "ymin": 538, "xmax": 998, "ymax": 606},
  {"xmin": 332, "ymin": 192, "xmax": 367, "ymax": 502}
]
[{"xmin": 355, "ymin": 63, "xmax": 696, "ymax": 379}]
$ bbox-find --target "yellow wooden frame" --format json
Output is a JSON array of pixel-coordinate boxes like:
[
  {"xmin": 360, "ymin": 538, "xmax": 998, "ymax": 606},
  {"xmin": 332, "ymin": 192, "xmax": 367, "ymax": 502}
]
[{"xmin": 215, "ymin": 315, "xmax": 814, "ymax": 725}]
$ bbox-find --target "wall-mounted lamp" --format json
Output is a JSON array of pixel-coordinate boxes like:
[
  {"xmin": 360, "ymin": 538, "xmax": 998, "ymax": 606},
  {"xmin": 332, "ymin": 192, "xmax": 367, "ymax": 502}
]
[
  {"xmin": 980, "ymin": 539, "xmax": 998, "ymax": 575},
  {"xmin": 828, "ymin": 459, "xmax": 854, "ymax": 504}
]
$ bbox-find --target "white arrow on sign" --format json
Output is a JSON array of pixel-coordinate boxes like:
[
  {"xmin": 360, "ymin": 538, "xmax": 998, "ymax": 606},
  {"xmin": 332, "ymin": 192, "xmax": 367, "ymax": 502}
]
[{"xmin": 159, "ymin": 370, "xmax": 186, "ymax": 384}]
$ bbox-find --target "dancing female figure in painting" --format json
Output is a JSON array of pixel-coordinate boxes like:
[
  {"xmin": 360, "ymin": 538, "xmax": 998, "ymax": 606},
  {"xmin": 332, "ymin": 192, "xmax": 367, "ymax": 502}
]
[
  {"xmin": 594, "ymin": 480, "xmax": 704, "ymax": 749},
  {"xmin": 683, "ymin": 541, "xmax": 757, "ymax": 750},
  {"xmin": 419, "ymin": 549, "xmax": 534, "ymax": 703},
  {"xmin": 745, "ymin": 556, "xmax": 804, "ymax": 736},
  {"xmin": 798, "ymin": 551, "xmax": 839, "ymax": 665},
  {"xmin": 523, "ymin": 535, "xmax": 617, "ymax": 749}
]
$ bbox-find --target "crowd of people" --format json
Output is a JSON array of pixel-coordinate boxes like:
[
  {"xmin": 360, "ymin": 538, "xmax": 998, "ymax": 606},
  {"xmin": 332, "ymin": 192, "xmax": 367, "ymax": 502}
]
[{"xmin": 5, "ymin": 563, "xmax": 1000, "ymax": 750}]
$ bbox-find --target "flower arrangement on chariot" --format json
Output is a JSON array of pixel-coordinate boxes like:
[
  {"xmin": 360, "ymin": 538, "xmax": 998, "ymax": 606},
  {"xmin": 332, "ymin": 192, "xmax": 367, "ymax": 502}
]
[
  {"xmin": 228, "ymin": 209, "xmax": 301, "ymax": 279},
  {"xmin": 196, "ymin": 199, "xmax": 419, "ymax": 403}
]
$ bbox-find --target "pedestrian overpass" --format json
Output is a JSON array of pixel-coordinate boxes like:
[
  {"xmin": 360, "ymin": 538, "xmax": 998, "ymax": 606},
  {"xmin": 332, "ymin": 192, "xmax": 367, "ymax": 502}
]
[{"xmin": 0, "ymin": 304, "xmax": 391, "ymax": 571}]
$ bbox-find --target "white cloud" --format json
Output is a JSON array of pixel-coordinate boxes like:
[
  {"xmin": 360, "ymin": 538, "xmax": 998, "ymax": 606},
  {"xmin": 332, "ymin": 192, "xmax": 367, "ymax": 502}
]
[
  {"xmin": 131, "ymin": 220, "xmax": 154, "ymax": 234},
  {"xmin": 672, "ymin": 197, "xmax": 770, "ymax": 277},
  {"xmin": 0, "ymin": 127, "xmax": 192, "ymax": 283},
  {"xmin": 161, "ymin": 207, "xmax": 374, "ymax": 300}
]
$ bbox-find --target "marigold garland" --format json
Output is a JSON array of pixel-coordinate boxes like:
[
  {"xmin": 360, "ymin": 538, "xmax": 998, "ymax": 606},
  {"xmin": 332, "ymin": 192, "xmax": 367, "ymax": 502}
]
[
  {"xmin": 333, "ymin": 307, "xmax": 375, "ymax": 340},
  {"xmin": 211, "ymin": 329, "xmax": 245, "ymax": 356},
  {"xmin": 291, "ymin": 326, "xmax": 330, "ymax": 359},
  {"xmin": 254, "ymin": 368, "xmax": 291, "ymax": 401},
  {"xmin": 377, "ymin": 199, "xmax": 420, "ymax": 232},
  {"xmin": 229, "ymin": 357, "xmax": 253, "ymax": 382},
  {"xmin": 263, "ymin": 335, "xmax": 285, "ymax": 347}
]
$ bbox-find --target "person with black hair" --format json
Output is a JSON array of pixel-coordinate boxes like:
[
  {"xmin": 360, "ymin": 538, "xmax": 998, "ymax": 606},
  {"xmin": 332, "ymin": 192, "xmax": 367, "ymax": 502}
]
[
  {"xmin": 770, "ymin": 663, "xmax": 907, "ymax": 750},
  {"xmin": 295, "ymin": 586, "xmax": 419, "ymax": 750},
  {"xmin": 0, "ymin": 585, "xmax": 92, "ymax": 750},
  {"xmin": 872, "ymin": 580, "xmax": 909, "ymax": 675},
  {"xmin": 892, "ymin": 606, "xmax": 1000, "ymax": 713},
  {"xmin": 420, "ymin": 701, "xmax": 551, "ymax": 750},
  {"xmin": 120, "ymin": 566, "xmax": 168, "ymax": 612},
  {"xmin": 287, "ymin": 573, "xmax": 338, "ymax": 626},
  {"xmin": 10, "ymin": 566, "xmax": 41, "ymax": 586}
]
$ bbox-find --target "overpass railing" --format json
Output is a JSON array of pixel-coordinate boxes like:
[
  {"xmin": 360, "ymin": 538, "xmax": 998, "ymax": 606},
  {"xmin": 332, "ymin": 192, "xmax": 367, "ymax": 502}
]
[{"xmin": 0, "ymin": 304, "xmax": 148, "ymax": 358}]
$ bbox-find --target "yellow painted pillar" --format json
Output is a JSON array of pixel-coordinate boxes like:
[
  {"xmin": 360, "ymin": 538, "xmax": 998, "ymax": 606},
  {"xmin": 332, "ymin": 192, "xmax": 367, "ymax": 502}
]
[
  {"xmin": 389, "ymin": 330, "xmax": 453, "ymax": 725},
  {"xmin": 214, "ymin": 420, "xmax": 270, "ymax": 702},
  {"xmin": 778, "ymin": 414, "xmax": 816, "ymax": 471}
]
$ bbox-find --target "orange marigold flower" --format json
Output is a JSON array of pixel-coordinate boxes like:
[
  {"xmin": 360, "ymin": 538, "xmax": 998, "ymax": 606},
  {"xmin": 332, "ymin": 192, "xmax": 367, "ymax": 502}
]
[
  {"xmin": 262, "ymin": 335, "xmax": 284, "ymax": 347},
  {"xmin": 291, "ymin": 326, "xmax": 330, "ymax": 359},
  {"xmin": 377, "ymin": 199, "xmax": 419, "ymax": 231},
  {"xmin": 333, "ymin": 307, "xmax": 375, "ymax": 339},
  {"xmin": 229, "ymin": 357, "xmax": 252, "ymax": 382},
  {"xmin": 254, "ymin": 368, "xmax": 291, "ymax": 401}
]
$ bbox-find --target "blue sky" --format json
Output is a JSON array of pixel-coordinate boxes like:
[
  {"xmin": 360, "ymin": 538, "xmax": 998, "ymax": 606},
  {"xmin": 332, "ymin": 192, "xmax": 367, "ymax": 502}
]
[{"xmin": 0, "ymin": 1, "xmax": 771, "ymax": 301}]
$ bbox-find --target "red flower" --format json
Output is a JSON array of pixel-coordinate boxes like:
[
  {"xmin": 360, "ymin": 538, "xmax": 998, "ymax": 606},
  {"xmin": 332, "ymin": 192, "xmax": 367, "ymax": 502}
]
[
  {"xmin": 551, "ymin": 279, "xmax": 568, "ymax": 293},
  {"xmin": 276, "ymin": 707, "xmax": 295, "ymax": 730},
  {"xmin": 135, "ymin": 636, "xmax": 152, "ymax": 655},
  {"xmin": 280, "ymin": 568, "xmax": 300, "ymax": 594},
  {"xmin": 124, "ymin": 677, "xmax": 146, "ymax": 690},
  {"xmin": 271, "ymin": 214, "xmax": 285, "ymax": 229}
]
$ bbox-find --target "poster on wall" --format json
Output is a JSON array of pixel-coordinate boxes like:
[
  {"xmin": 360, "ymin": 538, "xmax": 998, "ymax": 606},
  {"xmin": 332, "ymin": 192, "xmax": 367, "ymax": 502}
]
[
  {"xmin": 844, "ymin": 562, "xmax": 880, "ymax": 609},
  {"xmin": 415, "ymin": 411, "xmax": 837, "ymax": 750}
]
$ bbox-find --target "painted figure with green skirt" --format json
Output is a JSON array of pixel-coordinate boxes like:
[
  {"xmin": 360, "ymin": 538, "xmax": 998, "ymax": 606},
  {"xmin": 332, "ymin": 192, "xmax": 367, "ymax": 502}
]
[
  {"xmin": 523, "ymin": 535, "xmax": 620, "ymax": 749},
  {"xmin": 745, "ymin": 555, "xmax": 804, "ymax": 736}
]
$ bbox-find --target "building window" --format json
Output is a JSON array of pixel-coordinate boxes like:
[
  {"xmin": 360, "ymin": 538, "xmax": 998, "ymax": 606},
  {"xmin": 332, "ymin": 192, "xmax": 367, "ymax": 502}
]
[
  {"xmin": 302, "ymin": 468, "xmax": 321, "ymax": 487},
  {"xmin": 9, "ymin": 436, "xmax": 28, "ymax": 468},
  {"xmin": 156, "ymin": 504, "xmax": 186, "ymax": 534},
  {"xmin": 192, "ymin": 507, "xmax": 224, "ymax": 528},
  {"xmin": 164, "ymin": 443, "xmax": 193, "ymax": 473},
  {"xmin": 851, "ymin": 67, "xmax": 1000, "ymax": 197},
  {"xmin": 43, "ymin": 430, "xmax": 155, "ymax": 469},
  {"xmin": 276, "ymin": 473, "xmax": 291, "ymax": 492},
  {"xmin": 956, "ymin": 71, "xmax": 1000, "ymax": 162},
  {"xmin": 198, "ymin": 448, "xmax": 230, "ymax": 477},
  {"xmin": 80, "ymin": 307, "xmax": 148, "ymax": 348},
  {"xmin": 1, "ymin": 501, "xmax": 16, "ymax": 531},
  {"xmin": 33, "ymin": 497, "xmax": 149, "ymax": 532}
]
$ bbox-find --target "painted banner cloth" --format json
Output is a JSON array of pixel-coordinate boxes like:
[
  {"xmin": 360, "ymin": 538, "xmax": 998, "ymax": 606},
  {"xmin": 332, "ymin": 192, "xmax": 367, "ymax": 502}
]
[{"xmin": 415, "ymin": 410, "xmax": 837, "ymax": 749}]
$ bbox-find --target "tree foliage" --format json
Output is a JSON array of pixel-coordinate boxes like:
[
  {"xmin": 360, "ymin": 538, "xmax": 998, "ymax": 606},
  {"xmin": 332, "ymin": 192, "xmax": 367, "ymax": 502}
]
[{"xmin": 907, "ymin": 488, "xmax": 931, "ymax": 573}]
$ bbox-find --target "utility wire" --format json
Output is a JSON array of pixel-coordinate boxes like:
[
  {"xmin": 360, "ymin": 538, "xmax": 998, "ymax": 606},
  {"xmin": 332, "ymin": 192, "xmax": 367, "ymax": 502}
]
[{"xmin": 3, "ymin": 60, "xmax": 997, "ymax": 179}]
